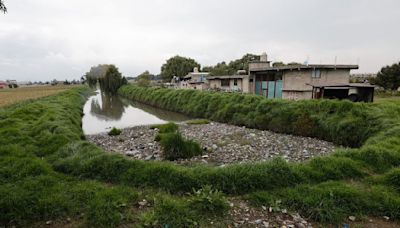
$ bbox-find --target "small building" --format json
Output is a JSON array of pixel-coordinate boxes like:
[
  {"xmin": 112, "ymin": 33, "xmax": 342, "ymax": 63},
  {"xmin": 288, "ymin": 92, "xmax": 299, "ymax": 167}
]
[
  {"xmin": 0, "ymin": 81, "xmax": 8, "ymax": 89},
  {"xmin": 247, "ymin": 53, "xmax": 369, "ymax": 101},
  {"xmin": 207, "ymin": 70, "xmax": 251, "ymax": 93},
  {"xmin": 308, "ymin": 83, "xmax": 375, "ymax": 102},
  {"xmin": 179, "ymin": 67, "xmax": 209, "ymax": 90}
]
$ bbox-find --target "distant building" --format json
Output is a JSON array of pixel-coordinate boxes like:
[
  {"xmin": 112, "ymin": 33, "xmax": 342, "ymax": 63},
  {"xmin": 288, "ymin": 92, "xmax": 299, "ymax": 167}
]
[
  {"xmin": 207, "ymin": 70, "xmax": 251, "ymax": 93},
  {"xmin": 173, "ymin": 52, "xmax": 374, "ymax": 102},
  {"xmin": 0, "ymin": 81, "xmax": 8, "ymax": 89},
  {"xmin": 179, "ymin": 67, "xmax": 209, "ymax": 90}
]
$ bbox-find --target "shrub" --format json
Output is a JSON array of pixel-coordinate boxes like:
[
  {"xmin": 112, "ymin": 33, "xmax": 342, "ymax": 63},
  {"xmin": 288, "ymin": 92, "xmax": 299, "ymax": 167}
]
[
  {"xmin": 108, "ymin": 127, "xmax": 122, "ymax": 136},
  {"xmin": 188, "ymin": 185, "xmax": 229, "ymax": 217},
  {"xmin": 159, "ymin": 132, "xmax": 202, "ymax": 160}
]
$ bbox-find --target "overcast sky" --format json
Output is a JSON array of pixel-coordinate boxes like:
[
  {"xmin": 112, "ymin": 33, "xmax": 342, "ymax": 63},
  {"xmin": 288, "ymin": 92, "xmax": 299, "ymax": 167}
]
[{"xmin": 1, "ymin": 0, "xmax": 400, "ymax": 81}]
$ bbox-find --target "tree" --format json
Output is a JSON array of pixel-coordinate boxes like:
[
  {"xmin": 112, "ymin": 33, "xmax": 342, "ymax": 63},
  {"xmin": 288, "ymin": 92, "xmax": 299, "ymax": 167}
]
[
  {"xmin": 161, "ymin": 56, "xmax": 200, "ymax": 81},
  {"xmin": 204, "ymin": 62, "xmax": 231, "ymax": 76},
  {"xmin": 228, "ymin": 53, "xmax": 260, "ymax": 73},
  {"xmin": 203, "ymin": 53, "xmax": 260, "ymax": 76},
  {"xmin": 136, "ymin": 71, "xmax": 153, "ymax": 87},
  {"xmin": 98, "ymin": 65, "xmax": 127, "ymax": 94},
  {"xmin": 374, "ymin": 62, "xmax": 400, "ymax": 91},
  {"xmin": 0, "ymin": 0, "xmax": 6, "ymax": 13},
  {"xmin": 272, "ymin": 62, "xmax": 286, "ymax": 67}
]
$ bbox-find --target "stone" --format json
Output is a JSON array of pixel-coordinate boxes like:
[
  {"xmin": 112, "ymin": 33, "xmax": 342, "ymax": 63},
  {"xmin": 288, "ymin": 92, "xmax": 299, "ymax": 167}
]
[
  {"xmin": 125, "ymin": 150, "xmax": 138, "ymax": 156},
  {"xmin": 262, "ymin": 206, "xmax": 267, "ymax": 211},
  {"xmin": 145, "ymin": 155, "xmax": 154, "ymax": 161},
  {"xmin": 87, "ymin": 122, "xmax": 336, "ymax": 166},
  {"xmin": 254, "ymin": 219, "xmax": 263, "ymax": 224},
  {"xmin": 202, "ymin": 154, "xmax": 209, "ymax": 158},
  {"xmin": 138, "ymin": 200, "xmax": 148, "ymax": 206},
  {"xmin": 383, "ymin": 216, "xmax": 390, "ymax": 220},
  {"xmin": 212, "ymin": 144, "xmax": 218, "ymax": 150},
  {"xmin": 45, "ymin": 221, "xmax": 52, "ymax": 225},
  {"xmin": 263, "ymin": 221, "xmax": 270, "ymax": 227},
  {"xmin": 295, "ymin": 223, "xmax": 305, "ymax": 228},
  {"xmin": 348, "ymin": 216, "xmax": 356, "ymax": 221}
]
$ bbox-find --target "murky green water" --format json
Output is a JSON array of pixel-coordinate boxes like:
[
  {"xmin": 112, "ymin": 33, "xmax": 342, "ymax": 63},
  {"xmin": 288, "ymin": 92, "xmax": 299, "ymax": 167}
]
[{"xmin": 82, "ymin": 90, "xmax": 190, "ymax": 134}]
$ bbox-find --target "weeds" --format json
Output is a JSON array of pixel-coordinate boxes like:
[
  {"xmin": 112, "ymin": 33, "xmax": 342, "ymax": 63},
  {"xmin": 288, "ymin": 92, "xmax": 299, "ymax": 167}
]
[
  {"xmin": 153, "ymin": 123, "xmax": 203, "ymax": 160},
  {"xmin": 108, "ymin": 127, "xmax": 122, "ymax": 136}
]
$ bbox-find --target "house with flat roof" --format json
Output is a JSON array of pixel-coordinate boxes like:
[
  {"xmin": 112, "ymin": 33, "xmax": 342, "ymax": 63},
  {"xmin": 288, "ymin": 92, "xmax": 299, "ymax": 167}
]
[
  {"xmin": 207, "ymin": 70, "xmax": 251, "ymax": 93},
  {"xmin": 173, "ymin": 52, "xmax": 374, "ymax": 102},
  {"xmin": 179, "ymin": 67, "xmax": 209, "ymax": 90},
  {"xmin": 246, "ymin": 53, "xmax": 373, "ymax": 102}
]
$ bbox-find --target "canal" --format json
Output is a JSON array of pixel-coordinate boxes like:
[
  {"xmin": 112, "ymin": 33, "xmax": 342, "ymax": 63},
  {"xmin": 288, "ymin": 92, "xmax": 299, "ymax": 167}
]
[{"xmin": 82, "ymin": 90, "xmax": 190, "ymax": 135}]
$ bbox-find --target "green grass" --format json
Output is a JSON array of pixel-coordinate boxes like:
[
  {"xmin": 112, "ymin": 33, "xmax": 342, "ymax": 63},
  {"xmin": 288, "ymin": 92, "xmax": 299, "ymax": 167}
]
[
  {"xmin": 187, "ymin": 119, "xmax": 210, "ymax": 125},
  {"xmin": 139, "ymin": 186, "xmax": 229, "ymax": 227},
  {"xmin": 0, "ymin": 89, "xmax": 140, "ymax": 227},
  {"xmin": 248, "ymin": 181, "xmax": 400, "ymax": 224},
  {"xmin": 2, "ymin": 85, "xmax": 400, "ymax": 226}
]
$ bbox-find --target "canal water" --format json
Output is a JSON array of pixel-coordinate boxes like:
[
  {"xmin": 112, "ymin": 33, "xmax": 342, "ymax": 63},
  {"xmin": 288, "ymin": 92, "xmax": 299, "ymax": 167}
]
[{"xmin": 82, "ymin": 90, "xmax": 190, "ymax": 135}]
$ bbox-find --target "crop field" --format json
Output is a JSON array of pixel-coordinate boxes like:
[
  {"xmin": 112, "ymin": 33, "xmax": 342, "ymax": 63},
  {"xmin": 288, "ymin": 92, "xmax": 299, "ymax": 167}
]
[
  {"xmin": 1, "ymin": 86, "xmax": 400, "ymax": 227},
  {"xmin": 0, "ymin": 85, "xmax": 80, "ymax": 107}
]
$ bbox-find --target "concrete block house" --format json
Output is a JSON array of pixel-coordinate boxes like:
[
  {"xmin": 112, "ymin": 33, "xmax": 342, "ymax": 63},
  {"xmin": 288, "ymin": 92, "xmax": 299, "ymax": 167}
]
[
  {"xmin": 247, "ymin": 53, "xmax": 373, "ymax": 102},
  {"xmin": 176, "ymin": 52, "xmax": 373, "ymax": 102},
  {"xmin": 179, "ymin": 67, "xmax": 209, "ymax": 90}
]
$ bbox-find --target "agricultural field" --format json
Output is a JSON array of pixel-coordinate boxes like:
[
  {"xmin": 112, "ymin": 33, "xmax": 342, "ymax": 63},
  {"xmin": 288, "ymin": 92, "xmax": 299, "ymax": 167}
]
[
  {"xmin": 0, "ymin": 85, "xmax": 80, "ymax": 107},
  {"xmin": 1, "ymin": 86, "xmax": 400, "ymax": 227}
]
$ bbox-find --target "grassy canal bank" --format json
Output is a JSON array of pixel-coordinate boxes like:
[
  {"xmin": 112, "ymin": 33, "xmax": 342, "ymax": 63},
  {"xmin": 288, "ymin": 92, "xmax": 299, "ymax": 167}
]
[{"xmin": 1, "ymin": 86, "xmax": 400, "ymax": 226}]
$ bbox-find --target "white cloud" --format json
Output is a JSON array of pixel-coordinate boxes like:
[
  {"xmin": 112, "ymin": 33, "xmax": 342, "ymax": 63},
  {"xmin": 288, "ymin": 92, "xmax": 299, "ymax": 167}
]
[{"xmin": 1, "ymin": 0, "xmax": 400, "ymax": 81}]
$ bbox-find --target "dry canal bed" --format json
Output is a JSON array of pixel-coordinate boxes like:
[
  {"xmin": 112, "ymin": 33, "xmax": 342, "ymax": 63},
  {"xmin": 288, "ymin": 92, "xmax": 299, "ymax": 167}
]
[{"xmin": 86, "ymin": 121, "xmax": 336, "ymax": 165}]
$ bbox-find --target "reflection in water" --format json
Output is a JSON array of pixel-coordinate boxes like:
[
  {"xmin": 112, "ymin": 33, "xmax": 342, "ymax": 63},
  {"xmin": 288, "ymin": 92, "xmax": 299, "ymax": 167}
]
[
  {"xmin": 90, "ymin": 93, "xmax": 126, "ymax": 120},
  {"xmin": 82, "ymin": 90, "xmax": 191, "ymax": 135}
]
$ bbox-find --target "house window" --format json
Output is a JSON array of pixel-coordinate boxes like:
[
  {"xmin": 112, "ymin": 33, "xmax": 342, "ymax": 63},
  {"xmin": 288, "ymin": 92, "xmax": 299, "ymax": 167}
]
[
  {"xmin": 312, "ymin": 69, "xmax": 321, "ymax": 78},
  {"xmin": 221, "ymin": 79, "xmax": 230, "ymax": 87},
  {"xmin": 234, "ymin": 79, "xmax": 238, "ymax": 86}
]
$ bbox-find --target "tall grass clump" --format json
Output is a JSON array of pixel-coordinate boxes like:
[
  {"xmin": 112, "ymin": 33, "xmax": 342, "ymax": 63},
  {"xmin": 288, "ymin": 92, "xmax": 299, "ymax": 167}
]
[
  {"xmin": 108, "ymin": 127, "xmax": 122, "ymax": 136},
  {"xmin": 152, "ymin": 122, "xmax": 202, "ymax": 160}
]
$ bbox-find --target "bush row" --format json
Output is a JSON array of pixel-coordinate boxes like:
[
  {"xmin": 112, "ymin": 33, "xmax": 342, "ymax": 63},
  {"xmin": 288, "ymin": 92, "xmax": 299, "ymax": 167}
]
[{"xmin": 119, "ymin": 85, "xmax": 386, "ymax": 147}]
